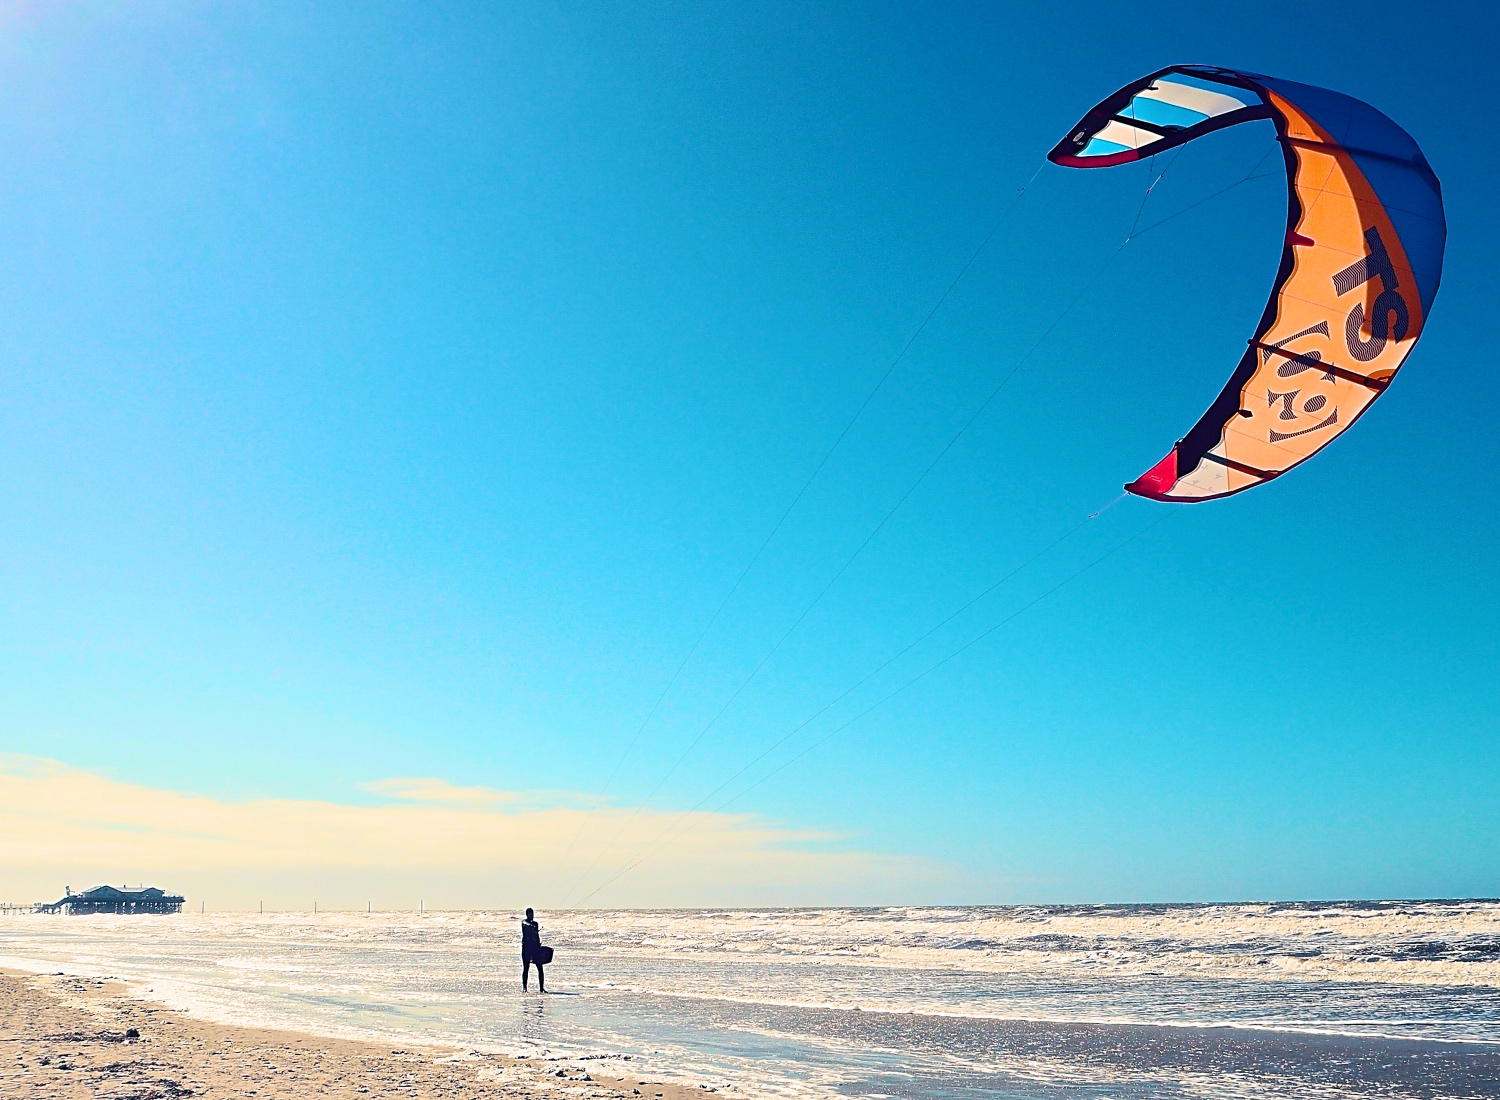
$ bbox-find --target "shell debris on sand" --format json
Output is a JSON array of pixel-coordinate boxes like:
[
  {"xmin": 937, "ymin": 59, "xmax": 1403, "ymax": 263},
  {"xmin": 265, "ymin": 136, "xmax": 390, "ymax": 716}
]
[{"xmin": 0, "ymin": 968, "xmax": 717, "ymax": 1100}]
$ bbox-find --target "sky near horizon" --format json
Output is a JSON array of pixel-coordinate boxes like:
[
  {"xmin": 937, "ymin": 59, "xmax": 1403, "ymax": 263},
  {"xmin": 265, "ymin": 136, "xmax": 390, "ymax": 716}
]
[{"xmin": 1, "ymin": 1, "xmax": 1497, "ymax": 909}]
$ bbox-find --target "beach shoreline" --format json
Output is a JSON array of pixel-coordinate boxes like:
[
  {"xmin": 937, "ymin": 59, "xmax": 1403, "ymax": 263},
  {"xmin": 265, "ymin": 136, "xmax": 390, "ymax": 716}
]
[
  {"xmin": 4, "ymin": 902, "xmax": 1498, "ymax": 1099},
  {"xmin": 0, "ymin": 966, "xmax": 712, "ymax": 1100}
]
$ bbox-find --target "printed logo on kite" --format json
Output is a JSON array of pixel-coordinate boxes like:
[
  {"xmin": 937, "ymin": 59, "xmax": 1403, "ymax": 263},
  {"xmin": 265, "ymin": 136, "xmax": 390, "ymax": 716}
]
[{"xmin": 1049, "ymin": 65, "xmax": 1446, "ymax": 502}]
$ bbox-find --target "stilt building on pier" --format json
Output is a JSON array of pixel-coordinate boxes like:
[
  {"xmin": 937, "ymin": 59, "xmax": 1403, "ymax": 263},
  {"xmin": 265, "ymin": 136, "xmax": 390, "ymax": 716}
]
[{"xmin": 38, "ymin": 885, "xmax": 185, "ymax": 915}]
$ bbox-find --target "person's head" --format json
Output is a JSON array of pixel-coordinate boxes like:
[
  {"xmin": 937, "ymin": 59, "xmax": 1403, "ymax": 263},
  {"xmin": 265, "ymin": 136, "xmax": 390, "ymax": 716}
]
[{"xmin": 525, "ymin": 908, "xmax": 534, "ymax": 920}]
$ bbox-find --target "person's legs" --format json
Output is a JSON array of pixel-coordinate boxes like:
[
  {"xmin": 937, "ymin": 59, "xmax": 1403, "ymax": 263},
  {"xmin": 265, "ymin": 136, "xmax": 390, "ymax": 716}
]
[
  {"xmin": 521, "ymin": 960, "xmax": 530, "ymax": 990},
  {"xmin": 536, "ymin": 962, "xmax": 545, "ymax": 993}
]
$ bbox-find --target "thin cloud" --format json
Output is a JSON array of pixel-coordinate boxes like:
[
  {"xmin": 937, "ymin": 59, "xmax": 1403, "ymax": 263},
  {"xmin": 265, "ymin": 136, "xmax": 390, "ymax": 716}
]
[
  {"xmin": 0, "ymin": 755, "xmax": 939, "ymax": 908},
  {"xmin": 361, "ymin": 776, "xmax": 604, "ymax": 810}
]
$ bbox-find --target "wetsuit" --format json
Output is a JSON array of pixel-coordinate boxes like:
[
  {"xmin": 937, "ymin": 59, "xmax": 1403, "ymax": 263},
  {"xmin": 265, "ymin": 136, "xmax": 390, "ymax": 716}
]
[{"xmin": 521, "ymin": 918, "xmax": 545, "ymax": 991}]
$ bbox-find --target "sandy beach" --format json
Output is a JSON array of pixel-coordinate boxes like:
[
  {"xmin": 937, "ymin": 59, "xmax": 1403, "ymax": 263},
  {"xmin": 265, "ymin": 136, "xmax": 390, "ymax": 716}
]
[{"xmin": 0, "ymin": 968, "xmax": 709, "ymax": 1100}]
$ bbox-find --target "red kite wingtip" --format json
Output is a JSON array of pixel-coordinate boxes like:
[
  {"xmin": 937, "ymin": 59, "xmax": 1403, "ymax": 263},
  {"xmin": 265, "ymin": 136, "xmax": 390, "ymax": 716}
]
[{"xmin": 1127, "ymin": 451, "xmax": 1179, "ymax": 499}]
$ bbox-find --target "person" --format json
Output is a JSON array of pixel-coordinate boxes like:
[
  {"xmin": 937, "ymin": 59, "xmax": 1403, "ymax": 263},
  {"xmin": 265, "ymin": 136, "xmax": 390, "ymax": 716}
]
[{"xmin": 521, "ymin": 907, "xmax": 545, "ymax": 992}]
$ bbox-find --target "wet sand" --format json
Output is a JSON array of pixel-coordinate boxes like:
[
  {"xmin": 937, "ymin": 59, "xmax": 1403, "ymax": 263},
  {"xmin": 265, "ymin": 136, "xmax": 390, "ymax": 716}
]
[
  {"xmin": 0, "ymin": 968, "xmax": 712, "ymax": 1100},
  {"xmin": 724, "ymin": 994, "xmax": 1500, "ymax": 1099}
]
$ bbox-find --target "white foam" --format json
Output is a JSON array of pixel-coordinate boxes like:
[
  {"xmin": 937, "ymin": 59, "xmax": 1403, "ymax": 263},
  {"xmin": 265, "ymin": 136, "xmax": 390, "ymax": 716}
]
[{"xmin": 2, "ymin": 902, "xmax": 1497, "ymax": 1097}]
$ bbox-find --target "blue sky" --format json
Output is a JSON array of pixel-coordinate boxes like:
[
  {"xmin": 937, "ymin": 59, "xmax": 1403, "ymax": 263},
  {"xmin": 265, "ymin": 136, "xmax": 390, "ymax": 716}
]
[{"xmin": 0, "ymin": 1, "xmax": 1496, "ymax": 906}]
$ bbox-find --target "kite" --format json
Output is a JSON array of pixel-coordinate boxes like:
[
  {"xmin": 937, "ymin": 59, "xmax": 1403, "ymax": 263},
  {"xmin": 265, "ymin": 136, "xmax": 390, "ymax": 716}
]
[{"xmin": 1050, "ymin": 66, "xmax": 1445, "ymax": 501}]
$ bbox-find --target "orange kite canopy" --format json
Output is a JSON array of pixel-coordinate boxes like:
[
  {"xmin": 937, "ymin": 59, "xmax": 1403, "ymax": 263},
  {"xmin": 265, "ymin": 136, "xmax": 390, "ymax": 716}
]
[{"xmin": 1050, "ymin": 65, "xmax": 1445, "ymax": 502}]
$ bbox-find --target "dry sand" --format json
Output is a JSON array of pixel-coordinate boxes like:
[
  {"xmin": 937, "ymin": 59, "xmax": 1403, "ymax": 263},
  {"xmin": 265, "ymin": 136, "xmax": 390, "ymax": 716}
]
[{"xmin": 1, "ymin": 968, "xmax": 716, "ymax": 1100}]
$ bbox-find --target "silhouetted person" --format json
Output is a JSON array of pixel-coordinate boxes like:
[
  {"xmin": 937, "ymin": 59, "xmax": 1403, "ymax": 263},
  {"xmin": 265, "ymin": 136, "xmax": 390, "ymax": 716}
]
[{"xmin": 521, "ymin": 907, "xmax": 545, "ymax": 992}]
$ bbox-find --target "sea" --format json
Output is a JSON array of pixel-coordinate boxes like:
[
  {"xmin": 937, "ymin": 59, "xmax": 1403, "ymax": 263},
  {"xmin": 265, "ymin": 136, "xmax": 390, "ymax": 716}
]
[{"xmin": 3, "ymin": 901, "xmax": 1499, "ymax": 1099}]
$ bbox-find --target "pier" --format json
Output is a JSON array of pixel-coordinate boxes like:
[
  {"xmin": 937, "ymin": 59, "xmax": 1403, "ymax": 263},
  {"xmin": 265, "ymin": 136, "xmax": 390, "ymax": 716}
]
[{"xmin": 37, "ymin": 885, "xmax": 186, "ymax": 915}]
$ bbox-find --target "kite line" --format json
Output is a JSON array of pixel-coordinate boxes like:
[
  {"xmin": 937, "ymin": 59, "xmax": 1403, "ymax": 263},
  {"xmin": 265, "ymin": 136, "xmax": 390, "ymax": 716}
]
[
  {"xmin": 576, "ymin": 503, "xmax": 1176, "ymax": 903},
  {"xmin": 565, "ymin": 149, "xmax": 1203, "ymax": 904},
  {"xmin": 549, "ymin": 159, "xmax": 1048, "ymax": 899}
]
